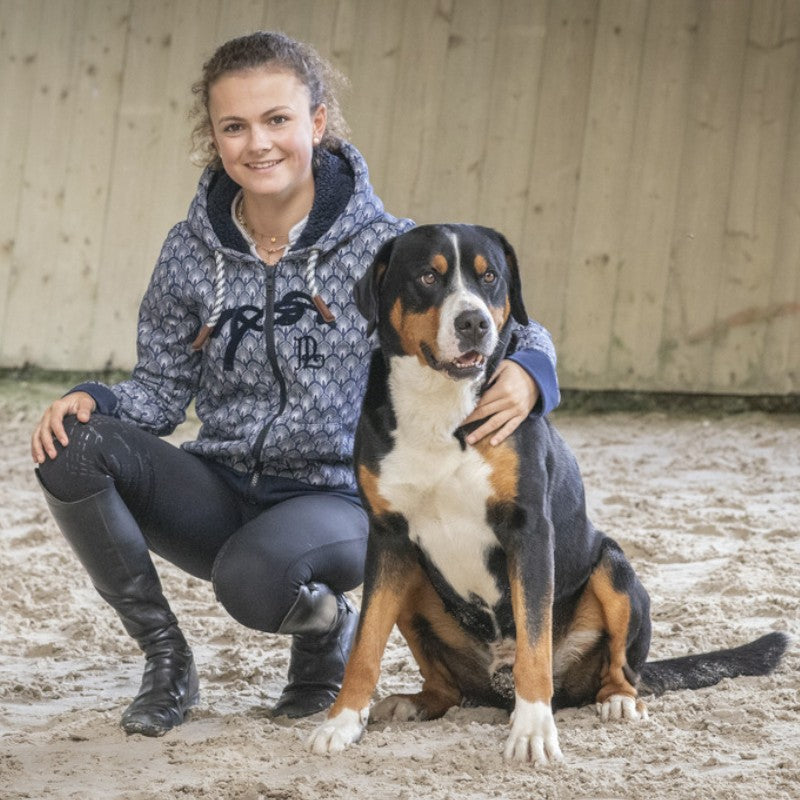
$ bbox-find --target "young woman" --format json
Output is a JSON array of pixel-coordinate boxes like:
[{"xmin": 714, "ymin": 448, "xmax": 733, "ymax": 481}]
[{"xmin": 31, "ymin": 31, "xmax": 560, "ymax": 737}]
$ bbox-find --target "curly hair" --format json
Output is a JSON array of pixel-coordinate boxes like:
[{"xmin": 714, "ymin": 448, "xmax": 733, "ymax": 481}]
[{"xmin": 190, "ymin": 31, "xmax": 350, "ymax": 169}]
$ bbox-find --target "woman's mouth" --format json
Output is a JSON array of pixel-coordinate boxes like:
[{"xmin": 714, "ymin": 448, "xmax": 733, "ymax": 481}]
[{"xmin": 246, "ymin": 158, "xmax": 283, "ymax": 171}]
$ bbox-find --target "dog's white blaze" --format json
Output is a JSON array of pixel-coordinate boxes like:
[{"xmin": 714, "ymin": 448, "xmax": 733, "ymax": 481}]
[
  {"xmin": 382, "ymin": 355, "xmax": 501, "ymax": 606},
  {"xmin": 437, "ymin": 231, "xmax": 498, "ymax": 362}
]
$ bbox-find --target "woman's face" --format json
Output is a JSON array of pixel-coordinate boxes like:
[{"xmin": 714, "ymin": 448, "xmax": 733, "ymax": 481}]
[{"xmin": 209, "ymin": 68, "xmax": 327, "ymax": 204}]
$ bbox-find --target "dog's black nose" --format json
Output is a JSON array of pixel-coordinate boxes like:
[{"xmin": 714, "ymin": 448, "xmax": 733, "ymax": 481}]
[{"xmin": 455, "ymin": 309, "xmax": 490, "ymax": 347}]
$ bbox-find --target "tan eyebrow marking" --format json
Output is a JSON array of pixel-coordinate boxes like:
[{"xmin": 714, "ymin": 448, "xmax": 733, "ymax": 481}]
[
  {"xmin": 474, "ymin": 254, "xmax": 488, "ymax": 275},
  {"xmin": 431, "ymin": 254, "xmax": 449, "ymax": 274}
]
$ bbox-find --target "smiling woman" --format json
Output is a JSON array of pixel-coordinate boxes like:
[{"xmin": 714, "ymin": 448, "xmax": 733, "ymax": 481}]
[{"xmin": 29, "ymin": 30, "xmax": 418, "ymax": 736}]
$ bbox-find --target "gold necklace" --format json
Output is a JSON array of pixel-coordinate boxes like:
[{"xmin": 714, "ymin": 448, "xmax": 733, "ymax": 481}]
[{"xmin": 236, "ymin": 197, "xmax": 289, "ymax": 255}]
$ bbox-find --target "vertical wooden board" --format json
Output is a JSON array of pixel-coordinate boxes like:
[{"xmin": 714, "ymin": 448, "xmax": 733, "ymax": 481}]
[
  {"xmin": 147, "ymin": 0, "xmax": 220, "ymax": 248},
  {"xmin": 520, "ymin": 0, "xmax": 598, "ymax": 358},
  {"xmin": 305, "ymin": 0, "xmax": 358, "ymax": 129},
  {"xmin": 422, "ymin": 0, "xmax": 502, "ymax": 223},
  {"xmin": 314, "ymin": 0, "xmax": 357, "ymax": 70},
  {"xmin": 475, "ymin": 0, "xmax": 549, "ymax": 245},
  {"xmin": 344, "ymin": 0, "xmax": 405, "ymax": 199},
  {"xmin": 2, "ymin": 0, "xmax": 85, "ymax": 367},
  {"xmin": 262, "ymin": 0, "xmax": 317, "ymax": 42},
  {"xmin": 90, "ymin": 0, "xmax": 178, "ymax": 370},
  {"xmin": 213, "ymin": 0, "xmax": 264, "ymax": 41},
  {"xmin": 39, "ymin": 2, "xmax": 130, "ymax": 369},
  {"xmin": 763, "ymin": 1, "xmax": 800, "ymax": 393},
  {"xmin": 379, "ymin": 0, "xmax": 453, "ymax": 221},
  {"xmin": 609, "ymin": 0, "xmax": 699, "ymax": 388},
  {"xmin": 559, "ymin": 0, "xmax": 648, "ymax": 386},
  {"xmin": 710, "ymin": 0, "xmax": 800, "ymax": 392},
  {"xmin": 659, "ymin": 0, "xmax": 751, "ymax": 391},
  {"xmin": 0, "ymin": 0, "xmax": 44, "ymax": 364},
  {"xmin": 258, "ymin": 0, "xmax": 349, "ymax": 83}
]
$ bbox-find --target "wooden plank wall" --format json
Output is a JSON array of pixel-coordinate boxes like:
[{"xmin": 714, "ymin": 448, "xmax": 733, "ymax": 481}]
[{"xmin": 1, "ymin": 0, "xmax": 798, "ymax": 394}]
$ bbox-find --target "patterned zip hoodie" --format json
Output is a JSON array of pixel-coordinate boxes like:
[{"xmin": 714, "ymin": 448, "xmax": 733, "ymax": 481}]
[{"xmin": 75, "ymin": 142, "xmax": 559, "ymax": 491}]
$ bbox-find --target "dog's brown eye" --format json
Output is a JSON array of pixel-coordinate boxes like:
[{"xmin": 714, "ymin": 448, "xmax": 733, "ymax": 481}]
[
  {"xmin": 483, "ymin": 270, "xmax": 497, "ymax": 283},
  {"xmin": 419, "ymin": 271, "xmax": 437, "ymax": 286}
]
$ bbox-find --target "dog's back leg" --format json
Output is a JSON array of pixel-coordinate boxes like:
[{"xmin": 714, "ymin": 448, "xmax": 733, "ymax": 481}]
[
  {"xmin": 592, "ymin": 539, "xmax": 651, "ymax": 719},
  {"xmin": 559, "ymin": 537, "xmax": 651, "ymax": 720}
]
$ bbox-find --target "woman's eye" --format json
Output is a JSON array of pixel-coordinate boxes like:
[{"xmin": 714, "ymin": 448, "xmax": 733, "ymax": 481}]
[
  {"xmin": 269, "ymin": 115, "xmax": 289, "ymax": 125},
  {"xmin": 483, "ymin": 270, "xmax": 497, "ymax": 284},
  {"xmin": 419, "ymin": 271, "xmax": 437, "ymax": 286},
  {"xmin": 222, "ymin": 123, "xmax": 243, "ymax": 134}
]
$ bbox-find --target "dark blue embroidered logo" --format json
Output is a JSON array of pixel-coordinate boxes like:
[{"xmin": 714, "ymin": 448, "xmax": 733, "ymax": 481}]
[
  {"xmin": 295, "ymin": 335, "xmax": 325, "ymax": 369},
  {"xmin": 214, "ymin": 305, "xmax": 262, "ymax": 370},
  {"xmin": 275, "ymin": 291, "xmax": 326, "ymax": 326},
  {"xmin": 213, "ymin": 293, "xmax": 327, "ymax": 371}
]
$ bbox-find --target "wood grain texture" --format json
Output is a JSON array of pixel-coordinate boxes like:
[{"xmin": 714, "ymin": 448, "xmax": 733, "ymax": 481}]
[{"xmin": 1, "ymin": 0, "xmax": 797, "ymax": 394}]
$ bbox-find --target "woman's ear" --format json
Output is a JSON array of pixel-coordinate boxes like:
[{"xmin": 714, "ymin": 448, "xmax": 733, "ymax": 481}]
[{"xmin": 312, "ymin": 103, "xmax": 327, "ymax": 143}]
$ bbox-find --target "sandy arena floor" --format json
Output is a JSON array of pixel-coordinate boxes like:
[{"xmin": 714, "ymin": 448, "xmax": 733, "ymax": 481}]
[{"xmin": 1, "ymin": 378, "xmax": 798, "ymax": 799}]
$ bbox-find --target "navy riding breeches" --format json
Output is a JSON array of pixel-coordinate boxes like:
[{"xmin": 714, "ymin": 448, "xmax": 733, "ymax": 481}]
[{"xmin": 36, "ymin": 414, "xmax": 368, "ymax": 632}]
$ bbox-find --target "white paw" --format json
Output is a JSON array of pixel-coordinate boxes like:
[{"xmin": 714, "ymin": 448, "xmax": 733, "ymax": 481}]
[
  {"xmin": 370, "ymin": 695, "xmax": 423, "ymax": 723},
  {"xmin": 596, "ymin": 693, "xmax": 648, "ymax": 723},
  {"xmin": 307, "ymin": 707, "xmax": 368, "ymax": 754},
  {"xmin": 503, "ymin": 696, "xmax": 563, "ymax": 765}
]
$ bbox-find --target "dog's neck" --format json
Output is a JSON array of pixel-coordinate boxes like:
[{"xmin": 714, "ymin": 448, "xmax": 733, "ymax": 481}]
[{"xmin": 387, "ymin": 355, "xmax": 482, "ymax": 443}]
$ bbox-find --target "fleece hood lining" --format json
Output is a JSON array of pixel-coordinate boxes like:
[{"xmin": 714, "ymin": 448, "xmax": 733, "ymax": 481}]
[{"xmin": 204, "ymin": 148, "xmax": 355, "ymax": 256}]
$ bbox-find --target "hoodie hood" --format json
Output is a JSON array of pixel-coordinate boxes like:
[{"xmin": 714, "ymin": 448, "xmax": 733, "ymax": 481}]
[{"xmin": 187, "ymin": 142, "xmax": 386, "ymax": 348}]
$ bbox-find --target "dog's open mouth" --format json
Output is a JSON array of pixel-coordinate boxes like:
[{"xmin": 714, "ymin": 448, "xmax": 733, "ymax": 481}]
[
  {"xmin": 421, "ymin": 344, "xmax": 487, "ymax": 379},
  {"xmin": 452, "ymin": 351, "xmax": 485, "ymax": 370}
]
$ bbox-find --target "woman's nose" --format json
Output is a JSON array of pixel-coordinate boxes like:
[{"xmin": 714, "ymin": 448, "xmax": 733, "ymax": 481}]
[{"xmin": 249, "ymin": 126, "xmax": 273, "ymax": 152}]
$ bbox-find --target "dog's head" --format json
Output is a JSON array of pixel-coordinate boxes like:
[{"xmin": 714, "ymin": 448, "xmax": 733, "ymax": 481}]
[{"xmin": 355, "ymin": 224, "xmax": 528, "ymax": 380}]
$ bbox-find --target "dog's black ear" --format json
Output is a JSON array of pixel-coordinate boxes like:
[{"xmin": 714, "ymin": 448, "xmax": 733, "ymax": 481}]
[
  {"xmin": 491, "ymin": 229, "xmax": 528, "ymax": 325},
  {"xmin": 355, "ymin": 237, "xmax": 396, "ymax": 336}
]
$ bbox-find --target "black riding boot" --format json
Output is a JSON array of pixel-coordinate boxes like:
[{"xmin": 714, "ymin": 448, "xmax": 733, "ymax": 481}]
[
  {"xmin": 37, "ymin": 474, "xmax": 199, "ymax": 736},
  {"xmin": 271, "ymin": 582, "xmax": 358, "ymax": 719}
]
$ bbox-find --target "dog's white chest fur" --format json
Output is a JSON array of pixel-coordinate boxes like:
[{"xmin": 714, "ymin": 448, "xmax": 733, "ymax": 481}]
[{"xmin": 377, "ymin": 357, "xmax": 502, "ymax": 606}]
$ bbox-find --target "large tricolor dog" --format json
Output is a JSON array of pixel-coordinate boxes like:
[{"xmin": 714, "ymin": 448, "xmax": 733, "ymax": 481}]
[{"xmin": 308, "ymin": 224, "xmax": 788, "ymax": 763}]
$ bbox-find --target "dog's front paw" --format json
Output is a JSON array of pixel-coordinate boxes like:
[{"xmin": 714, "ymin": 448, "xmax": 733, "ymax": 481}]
[
  {"xmin": 596, "ymin": 693, "xmax": 648, "ymax": 723},
  {"xmin": 307, "ymin": 707, "xmax": 368, "ymax": 754},
  {"xmin": 503, "ymin": 697, "xmax": 563, "ymax": 765}
]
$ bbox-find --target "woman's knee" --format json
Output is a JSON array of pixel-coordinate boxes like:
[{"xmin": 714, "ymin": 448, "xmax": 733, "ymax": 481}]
[
  {"xmin": 36, "ymin": 415, "xmax": 120, "ymax": 500},
  {"xmin": 211, "ymin": 533, "xmax": 287, "ymax": 632},
  {"xmin": 211, "ymin": 496, "xmax": 369, "ymax": 633}
]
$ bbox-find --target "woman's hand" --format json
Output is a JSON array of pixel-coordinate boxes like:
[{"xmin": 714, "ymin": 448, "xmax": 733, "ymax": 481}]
[
  {"xmin": 462, "ymin": 360, "xmax": 538, "ymax": 446},
  {"xmin": 31, "ymin": 391, "xmax": 96, "ymax": 464}
]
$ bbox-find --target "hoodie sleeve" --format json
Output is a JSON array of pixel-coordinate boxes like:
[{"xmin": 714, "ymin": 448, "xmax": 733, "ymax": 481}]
[
  {"xmin": 68, "ymin": 225, "xmax": 204, "ymax": 435},
  {"xmin": 506, "ymin": 318, "xmax": 561, "ymax": 417}
]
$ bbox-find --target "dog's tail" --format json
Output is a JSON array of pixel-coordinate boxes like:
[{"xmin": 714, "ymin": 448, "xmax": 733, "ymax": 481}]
[{"xmin": 638, "ymin": 632, "xmax": 788, "ymax": 696}]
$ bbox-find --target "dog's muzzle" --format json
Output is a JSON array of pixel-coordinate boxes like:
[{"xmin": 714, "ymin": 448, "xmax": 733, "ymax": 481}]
[{"xmin": 421, "ymin": 307, "xmax": 496, "ymax": 380}]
